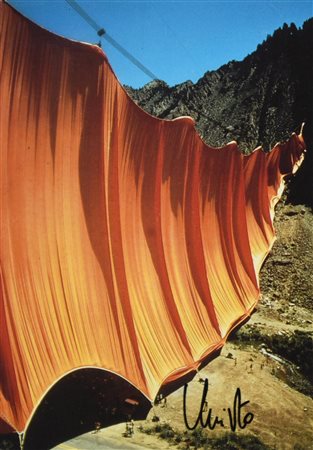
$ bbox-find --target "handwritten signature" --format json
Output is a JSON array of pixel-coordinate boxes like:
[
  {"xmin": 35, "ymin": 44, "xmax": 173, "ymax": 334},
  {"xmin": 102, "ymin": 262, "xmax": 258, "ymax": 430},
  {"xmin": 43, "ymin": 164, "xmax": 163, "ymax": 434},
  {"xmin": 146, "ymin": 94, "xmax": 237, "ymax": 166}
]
[{"xmin": 183, "ymin": 378, "xmax": 254, "ymax": 431}]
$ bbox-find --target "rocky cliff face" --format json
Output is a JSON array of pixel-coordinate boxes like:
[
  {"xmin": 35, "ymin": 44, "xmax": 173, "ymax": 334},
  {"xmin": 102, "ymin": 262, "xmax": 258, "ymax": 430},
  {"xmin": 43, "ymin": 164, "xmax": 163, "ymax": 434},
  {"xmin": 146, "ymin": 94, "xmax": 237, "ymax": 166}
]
[{"xmin": 126, "ymin": 19, "xmax": 313, "ymax": 205}]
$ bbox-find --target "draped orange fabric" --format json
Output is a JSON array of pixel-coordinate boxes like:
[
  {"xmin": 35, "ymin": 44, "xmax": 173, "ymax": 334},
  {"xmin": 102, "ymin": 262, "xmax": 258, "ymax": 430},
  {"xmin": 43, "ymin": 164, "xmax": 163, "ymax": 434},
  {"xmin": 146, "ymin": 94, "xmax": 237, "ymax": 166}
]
[{"xmin": 0, "ymin": 1, "xmax": 305, "ymax": 434}]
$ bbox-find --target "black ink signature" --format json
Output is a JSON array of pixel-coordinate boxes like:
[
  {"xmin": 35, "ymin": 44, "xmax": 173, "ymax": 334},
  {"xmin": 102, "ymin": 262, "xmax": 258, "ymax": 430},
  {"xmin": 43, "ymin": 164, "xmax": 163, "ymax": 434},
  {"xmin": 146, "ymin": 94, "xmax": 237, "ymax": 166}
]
[{"xmin": 183, "ymin": 378, "xmax": 254, "ymax": 431}]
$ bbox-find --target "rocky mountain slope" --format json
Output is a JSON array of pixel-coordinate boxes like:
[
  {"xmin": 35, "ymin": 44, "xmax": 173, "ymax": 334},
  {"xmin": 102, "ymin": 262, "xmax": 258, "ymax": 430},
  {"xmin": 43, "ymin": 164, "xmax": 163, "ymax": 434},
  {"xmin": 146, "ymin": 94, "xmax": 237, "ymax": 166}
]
[{"xmin": 127, "ymin": 19, "xmax": 313, "ymax": 206}]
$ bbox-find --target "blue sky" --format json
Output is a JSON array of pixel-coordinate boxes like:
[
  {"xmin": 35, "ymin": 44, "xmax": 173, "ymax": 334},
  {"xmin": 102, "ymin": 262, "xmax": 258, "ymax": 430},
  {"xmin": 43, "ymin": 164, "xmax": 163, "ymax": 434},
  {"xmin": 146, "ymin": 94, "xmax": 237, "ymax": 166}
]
[{"xmin": 8, "ymin": 1, "xmax": 313, "ymax": 88}]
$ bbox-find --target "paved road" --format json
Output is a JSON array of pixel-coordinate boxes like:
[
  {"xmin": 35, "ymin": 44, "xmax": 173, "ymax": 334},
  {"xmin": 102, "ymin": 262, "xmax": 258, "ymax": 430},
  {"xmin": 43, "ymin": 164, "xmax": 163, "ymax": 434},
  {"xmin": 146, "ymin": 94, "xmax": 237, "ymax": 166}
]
[{"xmin": 53, "ymin": 429, "xmax": 150, "ymax": 450}]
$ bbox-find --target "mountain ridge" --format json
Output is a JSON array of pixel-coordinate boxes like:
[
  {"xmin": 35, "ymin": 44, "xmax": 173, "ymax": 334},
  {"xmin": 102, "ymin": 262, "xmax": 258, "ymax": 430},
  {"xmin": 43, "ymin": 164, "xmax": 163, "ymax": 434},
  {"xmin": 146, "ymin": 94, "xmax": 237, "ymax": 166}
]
[{"xmin": 126, "ymin": 19, "xmax": 313, "ymax": 205}]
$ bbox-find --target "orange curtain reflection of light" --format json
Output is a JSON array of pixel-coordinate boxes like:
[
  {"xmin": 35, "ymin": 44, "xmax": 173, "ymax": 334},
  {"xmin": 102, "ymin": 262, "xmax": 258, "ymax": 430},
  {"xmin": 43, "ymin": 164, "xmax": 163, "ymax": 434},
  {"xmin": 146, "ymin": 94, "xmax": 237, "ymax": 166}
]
[{"xmin": 0, "ymin": 1, "xmax": 305, "ymax": 433}]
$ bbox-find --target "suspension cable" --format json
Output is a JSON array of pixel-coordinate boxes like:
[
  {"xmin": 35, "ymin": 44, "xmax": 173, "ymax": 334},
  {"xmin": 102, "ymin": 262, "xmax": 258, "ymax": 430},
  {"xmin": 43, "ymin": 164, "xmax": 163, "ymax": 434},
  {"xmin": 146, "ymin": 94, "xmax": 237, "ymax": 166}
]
[{"xmin": 65, "ymin": 0, "xmax": 158, "ymax": 81}]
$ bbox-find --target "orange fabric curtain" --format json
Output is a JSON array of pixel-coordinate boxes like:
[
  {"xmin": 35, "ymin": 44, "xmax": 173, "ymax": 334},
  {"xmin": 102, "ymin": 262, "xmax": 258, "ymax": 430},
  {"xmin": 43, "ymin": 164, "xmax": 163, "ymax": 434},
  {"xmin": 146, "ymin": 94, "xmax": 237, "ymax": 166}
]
[{"xmin": 0, "ymin": 1, "xmax": 305, "ymax": 433}]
